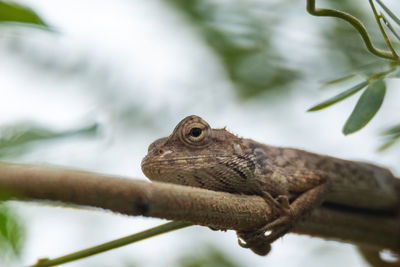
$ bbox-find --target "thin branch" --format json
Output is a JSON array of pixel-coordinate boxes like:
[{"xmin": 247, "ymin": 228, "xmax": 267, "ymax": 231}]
[
  {"xmin": 0, "ymin": 162, "xmax": 398, "ymax": 254},
  {"xmin": 368, "ymin": 0, "xmax": 398, "ymax": 58},
  {"xmin": 31, "ymin": 221, "xmax": 191, "ymax": 267},
  {"xmin": 381, "ymin": 13, "xmax": 400, "ymax": 42},
  {"xmin": 306, "ymin": 0, "xmax": 400, "ymax": 61},
  {"xmin": 375, "ymin": 0, "xmax": 400, "ymax": 27}
]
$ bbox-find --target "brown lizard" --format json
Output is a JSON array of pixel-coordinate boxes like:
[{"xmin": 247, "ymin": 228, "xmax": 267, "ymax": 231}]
[{"xmin": 141, "ymin": 115, "xmax": 400, "ymax": 259}]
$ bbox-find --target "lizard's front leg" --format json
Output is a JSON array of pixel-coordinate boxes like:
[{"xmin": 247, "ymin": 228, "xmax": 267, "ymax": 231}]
[{"xmin": 237, "ymin": 169, "xmax": 331, "ymax": 255}]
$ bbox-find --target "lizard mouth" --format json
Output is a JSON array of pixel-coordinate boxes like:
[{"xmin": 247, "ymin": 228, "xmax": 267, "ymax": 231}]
[
  {"xmin": 142, "ymin": 155, "xmax": 209, "ymax": 176},
  {"xmin": 141, "ymin": 154, "xmax": 232, "ymax": 184}
]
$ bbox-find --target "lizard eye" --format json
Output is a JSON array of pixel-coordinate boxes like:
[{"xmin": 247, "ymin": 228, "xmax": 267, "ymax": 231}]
[
  {"xmin": 173, "ymin": 115, "xmax": 212, "ymax": 147},
  {"xmin": 181, "ymin": 122, "xmax": 211, "ymax": 147},
  {"xmin": 186, "ymin": 124, "xmax": 206, "ymax": 142},
  {"xmin": 189, "ymin": 127, "xmax": 202, "ymax": 138}
]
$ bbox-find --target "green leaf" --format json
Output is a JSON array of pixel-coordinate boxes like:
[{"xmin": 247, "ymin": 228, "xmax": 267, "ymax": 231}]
[
  {"xmin": 0, "ymin": 122, "xmax": 99, "ymax": 158},
  {"xmin": 381, "ymin": 124, "xmax": 400, "ymax": 136},
  {"xmin": 342, "ymin": 79, "xmax": 386, "ymax": 135},
  {"xmin": 378, "ymin": 137, "xmax": 400, "ymax": 151},
  {"xmin": 308, "ymin": 81, "xmax": 369, "ymax": 111},
  {"xmin": 321, "ymin": 73, "xmax": 357, "ymax": 86},
  {"xmin": 0, "ymin": 123, "xmax": 98, "ymax": 148},
  {"xmin": 378, "ymin": 124, "xmax": 400, "ymax": 151},
  {"xmin": 0, "ymin": 204, "xmax": 25, "ymax": 258},
  {"xmin": 0, "ymin": 1, "xmax": 46, "ymax": 26}
]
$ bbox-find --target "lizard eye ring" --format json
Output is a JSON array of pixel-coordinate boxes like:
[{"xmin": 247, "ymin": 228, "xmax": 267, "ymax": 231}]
[
  {"xmin": 180, "ymin": 122, "xmax": 211, "ymax": 147},
  {"xmin": 172, "ymin": 115, "xmax": 212, "ymax": 147},
  {"xmin": 185, "ymin": 123, "xmax": 207, "ymax": 144}
]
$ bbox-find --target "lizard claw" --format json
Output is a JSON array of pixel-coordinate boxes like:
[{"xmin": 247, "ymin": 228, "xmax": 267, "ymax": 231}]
[
  {"xmin": 236, "ymin": 203, "xmax": 294, "ymax": 255},
  {"xmin": 236, "ymin": 215, "xmax": 292, "ymax": 255},
  {"xmin": 261, "ymin": 191, "xmax": 291, "ymax": 217},
  {"xmin": 260, "ymin": 215, "xmax": 293, "ymax": 244},
  {"xmin": 276, "ymin": 195, "xmax": 291, "ymax": 213},
  {"xmin": 237, "ymin": 231, "xmax": 272, "ymax": 256}
]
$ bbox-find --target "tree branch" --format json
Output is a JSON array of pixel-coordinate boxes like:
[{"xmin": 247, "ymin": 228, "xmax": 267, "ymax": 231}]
[{"xmin": 0, "ymin": 162, "xmax": 398, "ymax": 252}]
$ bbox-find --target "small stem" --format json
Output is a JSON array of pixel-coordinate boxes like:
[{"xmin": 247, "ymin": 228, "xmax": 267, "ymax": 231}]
[
  {"xmin": 368, "ymin": 0, "xmax": 398, "ymax": 58},
  {"xmin": 368, "ymin": 64, "xmax": 397, "ymax": 81},
  {"xmin": 306, "ymin": 0, "xmax": 400, "ymax": 62},
  {"xmin": 30, "ymin": 221, "xmax": 192, "ymax": 267},
  {"xmin": 375, "ymin": 0, "xmax": 400, "ymax": 27},
  {"xmin": 381, "ymin": 13, "xmax": 400, "ymax": 42}
]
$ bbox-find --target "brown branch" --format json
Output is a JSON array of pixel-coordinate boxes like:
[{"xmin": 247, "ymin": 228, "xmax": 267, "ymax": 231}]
[{"xmin": 0, "ymin": 162, "xmax": 398, "ymax": 252}]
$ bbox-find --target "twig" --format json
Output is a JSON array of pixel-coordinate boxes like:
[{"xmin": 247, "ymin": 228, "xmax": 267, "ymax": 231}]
[
  {"xmin": 375, "ymin": 0, "xmax": 400, "ymax": 27},
  {"xmin": 381, "ymin": 13, "xmax": 400, "ymax": 42},
  {"xmin": 30, "ymin": 221, "xmax": 191, "ymax": 267},
  {"xmin": 306, "ymin": 0, "xmax": 399, "ymax": 61},
  {"xmin": 368, "ymin": 0, "xmax": 398, "ymax": 58}
]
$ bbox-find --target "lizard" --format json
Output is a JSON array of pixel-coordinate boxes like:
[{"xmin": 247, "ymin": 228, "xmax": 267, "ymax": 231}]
[{"xmin": 141, "ymin": 115, "xmax": 400, "ymax": 261}]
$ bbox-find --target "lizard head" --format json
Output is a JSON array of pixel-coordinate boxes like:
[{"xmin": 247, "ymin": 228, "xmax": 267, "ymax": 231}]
[{"xmin": 141, "ymin": 115, "xmax": 257, "ymax": 193}]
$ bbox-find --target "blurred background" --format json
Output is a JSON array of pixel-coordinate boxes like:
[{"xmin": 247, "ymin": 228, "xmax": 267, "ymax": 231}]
[{"xmin": 0, "ymin": 0, "xmax": 399, "ymax": 266}]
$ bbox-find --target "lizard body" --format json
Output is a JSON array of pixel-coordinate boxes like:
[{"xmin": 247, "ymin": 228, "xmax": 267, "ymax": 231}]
[{"xmin": 141, "ymin": 115, "xmax": 400, "ymax": 257}]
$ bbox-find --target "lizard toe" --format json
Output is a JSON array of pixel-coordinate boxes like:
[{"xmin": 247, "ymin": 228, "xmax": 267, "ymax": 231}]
[
  {"xmin": 260, "ymin": 215, "xmax": 293, "ymax": 243},
  {"xmin": 237, "ymin": 231, "xmax": 272, "ymax": 256},
  {"xmin": 261, "ymin": 191, "xmax": 291, "ymax": 216}
]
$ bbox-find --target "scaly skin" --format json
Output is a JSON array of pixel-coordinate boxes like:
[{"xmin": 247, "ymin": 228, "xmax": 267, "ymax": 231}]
[{"xmin": 141, "ymin": 115, "xmax": 400, "ymax": 257}]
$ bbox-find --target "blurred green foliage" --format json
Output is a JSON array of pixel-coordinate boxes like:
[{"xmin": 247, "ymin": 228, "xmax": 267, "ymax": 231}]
[
  {"xmin": 168, "ymin": 0, "xmax": 400, "ymax": 146},
  {"xmin": 0, "ymin": 204, "xmax": 25, "ymax": 259},
  {"xmin": 0, "ymin": 121, "xmax": 98, "ymax": 262},
  {"xmin": 177, "ymin": 245, "xmax": 242, "ymax": 267},
  {"xmin": 0, "ymin": 122, "xmax": 99, "ymax": 158},
  {"xmin": 167, "ymin": 0, "xmax": 300, "ymax": 99},
  {"xmin": 379, "ymin": 124, "xmax": 400, "ymax": 151},
  {"xmin": 0, "ymin": 1, "xmax": 46, "ymax": 26}
]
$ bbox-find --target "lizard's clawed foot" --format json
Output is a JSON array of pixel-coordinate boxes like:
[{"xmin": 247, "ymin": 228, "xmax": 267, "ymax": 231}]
[
  {"xmin": 261, "ymin": 192, "xmax": 294, "ymax": 241},
  {"xmin": 237, "ymin": 215, "xmax": 292, "ymax": 255},
  {"xmin": 237, "ymin": 231, "xmax": 272, "ymax": 256},
  {"xmin": 237, "ymin": 193, "xmax": 294, "ymax": 255},
  {"xmin": 259, "ymin": 214, "xmax": 293, "ymax": 244},
  {"xmin": 261, "ymin": 191, "xmax": 291, "ymax": 217}
]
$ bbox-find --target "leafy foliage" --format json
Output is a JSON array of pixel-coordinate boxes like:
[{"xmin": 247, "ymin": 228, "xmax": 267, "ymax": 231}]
[
  {"xmin": 0, "ymin": 204, "xmax": 25, "ymax": 258},
  {"xmin": 308, "ymin": 63, "xmax": 397, "ymax": 135},
  {"xmin": 166, "ymin": 0, "xmax": 300, "ymax": 99},
  {"xmin": 0, "ymin": 1, "xmax": 46, "ymax": 27},
  {"xmin": 308, "ymin": 0, "xmax": 400, "ymax": 136},
  {"xmin": 0, "ymin": 122, "xmax": 99, "ymax": 158},
  {"xmin": 379, "ymin": 124, "xmax": 400, "ymax": 151},
  {"xmin": 177, "ymin": 245, "xmax": 242, "ymax": 267}
]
